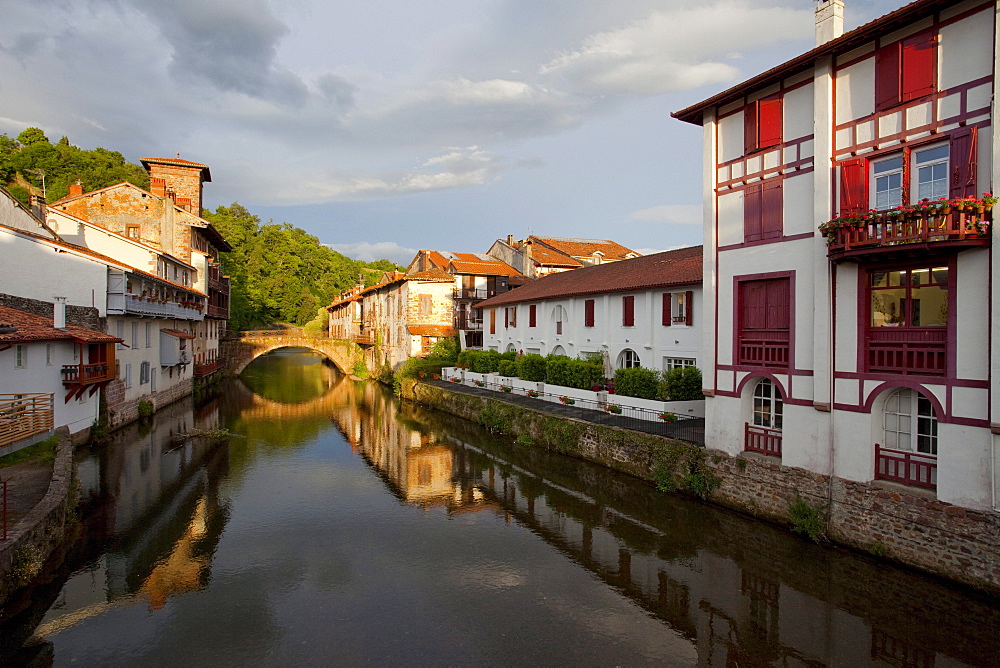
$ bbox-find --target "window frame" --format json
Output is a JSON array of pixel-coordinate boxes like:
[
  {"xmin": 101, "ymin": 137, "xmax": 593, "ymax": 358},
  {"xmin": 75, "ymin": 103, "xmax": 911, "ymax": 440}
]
[{"xmin": 617, "ymin": 349, "xmax": 640, "ymax": 369}]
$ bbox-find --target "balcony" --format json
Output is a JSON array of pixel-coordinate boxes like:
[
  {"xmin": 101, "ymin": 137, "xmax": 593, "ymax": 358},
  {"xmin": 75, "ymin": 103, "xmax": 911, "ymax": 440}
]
[
  {"xmin": 745, "ymin": 423, "xmax": 782, "ymax": 457},
  {"xmin": 867, "ymin": 328, "xmax": 946, "ymax": 376},
  {"xmin": 110, "ymin": 294, "xmax": 206, "ymax": 321},
  {"xmin": 453, "ymin": 288, "xmax": 496, "ymax": 301},
  {"xmin": 822, "ymin": 207, "xmax": 991, "ymax": 261},
  {"xmin": 875, "ymin": 444, "xmax": 936, "ymax": 490},
  {"xmin": 738, "ymin": 330, "xmax": 790, "ymax": 367},
  {"xmin": 455, "ymin": 313, "xmax": 483, "ymax": 331},
  {"xmin": 62, "ymin": 362, "xmax": 114, "ymax": 385},
  {"xmin": 193, "ymin": 360, "xmax": 220, "ymax": 378},
  {"xmin": 0, "ymin": 393, "xmax": 54, "ymax": 450},
  {"xmin": 355, "ymin": 332, "xmax": 376, "ymax": 346},
  {"xmin": 207, "ymin": 304, "xmax": 230, "ymax": 319},
  {"xmin": 208, "ymin": 274, "xmax": 230, "ymax": 295}
]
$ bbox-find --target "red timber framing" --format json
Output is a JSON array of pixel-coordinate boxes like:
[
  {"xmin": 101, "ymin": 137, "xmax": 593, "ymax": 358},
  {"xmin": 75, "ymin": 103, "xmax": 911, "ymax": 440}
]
[
  {"xmin": 875, "ymin": 443, "xmax": 937, "ymax": 489},
  {"xmin": 745, "ymin": 423, "xmax": 782, "ymax": 457},
  {"xmin": 736, "ymin": 276, "xmax": 791, "ymax": 368},
  {"xmin": 62, "ymin": 341, "xmax": 116, "ymax": 402}
]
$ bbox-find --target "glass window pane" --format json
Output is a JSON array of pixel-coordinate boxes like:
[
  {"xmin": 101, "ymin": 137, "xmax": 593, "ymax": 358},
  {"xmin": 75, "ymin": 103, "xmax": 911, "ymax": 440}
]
[
  {"xmin": 911, "ymin": 286, "xmax": 948, "ymax": 326},
  {"xmin": 915, "ymin": 145, "xmax": 948, "ymax": 163},
  {"xmin": 888, "ymin": 271, "xmax": 906, "ymax": 287},
  {"xmin": 871, "ymin": 272, "xmax": 888, "ymax": 288},
  {"xmin": 872, "ymin": 288, "xmax": 907, "ymax": 326},
  {"xmin": 931, "ymin": 267, "xmax": 948, "ymax": 284},
  {"xmin": 874, "ymin": 156, "xmax": 904, "ymax": 173}
]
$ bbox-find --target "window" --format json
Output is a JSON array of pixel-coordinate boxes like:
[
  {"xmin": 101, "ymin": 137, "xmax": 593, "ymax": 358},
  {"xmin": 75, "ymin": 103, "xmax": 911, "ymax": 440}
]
[
  {"xmin": 738, "ymin": 278, "xmax": 790, "ymax": 367},
  {"xmin": 126, "ymin": 224, "xmax": 140, "ymax": 240},
  {"xmin": 875, "ymin": 29, "xmax": 935, "ymax": 111},
  {"xmin": 744, "ymin": 95, "xmax": 782, "ymax": 154},
  {"xmin": 584, "ymin": 299, "xmax": 595, "ymax": 327},
  {"xmin": 490, "ymin": 308, "xmax": 496, "ymax": 334},
  {"xmin": 745, "ymin": 378, "xmax": 783, "ymax": 457},
  {"xmin": 131, "ymin": 322, "xmax": 138, "ymax": 349},
  {"xmin": 744, "ymin": 180, "xmax": 782, "ymax": 242},
  {"xmin": 505, "ymin": 306, "xmax": 517, "ymax": 328},
  {"xmin": 124, "ymin": 363, "xmax": 132, "ymax": 389},
  {"xmin": 46, "ymin": 343, "xmax": 53, "ymax": 366},
  {"xmin": 871, "ymin": 155, "xmax": 903, "ymax": 210},
  {"xmin": 877, "ymin": 388, "xmax": 938, "ymax": 489},
  {"xmin": 140, "ymin": 361, "xmax": 150, "ymax": 385},
  {"xmin": 15, "ymin": 344, "xmax": 26, "ymax": 369},
  {"xmin": 664, "ymin": 357, "xmax": 696, "ymax": 370},
  {"xmin": 617, "ymin": 349, "xmax": 640, "ymax": 369},
  {"xmin": 914, "ymin": 144, "xmax": 948, "ymax": 200},
  {"xmin": 552, "ymin": 306, "xmax": 565, "ymax": 335},
  {"xmin": 667, "ymin": 291, "xmax": 694, "ymax": 326},
  {"xmin": 622, "ymin": 295, "xmax": 635, "ymax": 327},
  {"xmin": 867, "ymin": 265, "xmax": 948, "ymax": 375},
  {"xmin": 529, "ymin": 304, "xmax": 537, "ymax": 328},
  {"xmin": 145, "ymin": 323, "xmax": 151, "ymax": 348},
  {"xmin": 419, "ymin": 294, "xmax": 432, "ymax": 316}
]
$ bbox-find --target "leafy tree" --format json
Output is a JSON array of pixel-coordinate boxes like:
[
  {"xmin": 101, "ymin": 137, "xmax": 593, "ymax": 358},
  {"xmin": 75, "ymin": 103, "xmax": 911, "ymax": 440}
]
[{"xmin": 17, "ymin": 127, "xmax": 48, "ymax": 145}]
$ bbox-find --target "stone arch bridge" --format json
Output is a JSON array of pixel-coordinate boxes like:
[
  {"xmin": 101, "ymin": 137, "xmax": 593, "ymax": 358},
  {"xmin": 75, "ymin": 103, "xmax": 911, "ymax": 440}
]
[{"xmin": 220, "ymin": 330, "xmax": 366, "ymax": 376}]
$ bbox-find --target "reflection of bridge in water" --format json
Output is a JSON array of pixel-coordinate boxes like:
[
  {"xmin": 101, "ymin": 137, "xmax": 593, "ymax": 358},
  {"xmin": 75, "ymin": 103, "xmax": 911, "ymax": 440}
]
[{"xmin": 331, "ymin": 382, "xmax": 1000, "ymax": 667}]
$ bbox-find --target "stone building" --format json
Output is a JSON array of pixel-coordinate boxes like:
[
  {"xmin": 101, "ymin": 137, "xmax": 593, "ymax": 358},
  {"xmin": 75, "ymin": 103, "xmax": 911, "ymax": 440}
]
[{"xmin": 487, "ymin": 235, "xmax": 641, "ymax": 279}]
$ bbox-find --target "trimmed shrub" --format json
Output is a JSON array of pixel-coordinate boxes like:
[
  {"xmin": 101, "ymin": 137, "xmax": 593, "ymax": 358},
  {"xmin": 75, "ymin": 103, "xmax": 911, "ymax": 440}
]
[
  {"xmin": 427, "ymin": 336, "xmax": 459, "ymax": 365},
  {"xmin": 497, "ymin": 360, "xmax": 518, "ymax": 377},
  {"xmin": 460, "ymin": 349, "xmax": 503, "ymax": 373},
  {"xmin": 517, "ymin": 354, "xmax": 547, "ymax": 382},
  {"xmin": 546, "ymin": 356, "xmax": 604, "ymax": 390},
  {"xmin": 500, "ymin": 351, "xmax": 517, "ymax": 361},
  {"xmin": 660, "ymin": 366, "xmax": 703, "ymax": 401},
  {"xmin": 614, "ymin": 367, "xmax": 659, "ymax": 399}
]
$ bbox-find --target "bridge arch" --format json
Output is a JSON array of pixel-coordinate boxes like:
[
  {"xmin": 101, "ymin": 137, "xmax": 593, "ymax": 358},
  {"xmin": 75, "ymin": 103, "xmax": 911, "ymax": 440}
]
[{"xmin": 220, "ymin": 332, "xmax": 365, "ymax": 377}]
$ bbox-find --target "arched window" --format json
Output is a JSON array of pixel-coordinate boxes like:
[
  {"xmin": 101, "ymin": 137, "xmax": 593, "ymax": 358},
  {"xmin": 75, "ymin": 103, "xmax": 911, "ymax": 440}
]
[
  {"xmin": 506, "ymin": 343, "xmax": 516, "ymax": 353},
  {"xmin": 552, "ymin": 306, "xmax": 566, "ymax": 335},
  {"xmin": 745, "ymin": 378, "xmax": 782, "ymax": 456},
  {"xmin": 617, "ymin": 349, "xmax": 640, "ymax": 369},
  {"xmin": 877, "ymin": 388, "xmax": 938, "ymax": 489},
  {"xmin": 551, "ymin": 345, "xmax": 566, "ymax": 357}
]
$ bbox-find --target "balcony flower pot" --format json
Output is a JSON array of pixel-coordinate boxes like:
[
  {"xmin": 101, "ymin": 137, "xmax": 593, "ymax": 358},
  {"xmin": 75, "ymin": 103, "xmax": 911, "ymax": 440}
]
[
  {"xmin": 606, "ymin": 404, "xmax": 622, "ymax": 414},
  {"xmin": 559, "ymin": 395, "xmax": 574, "ymax": 405}
]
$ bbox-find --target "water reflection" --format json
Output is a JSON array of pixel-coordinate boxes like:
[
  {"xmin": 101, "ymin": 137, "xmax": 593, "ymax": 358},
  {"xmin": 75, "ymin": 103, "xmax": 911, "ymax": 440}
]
[{"xmin": 2, "ymin": 349, "xmax": 998, "ymax": 665}]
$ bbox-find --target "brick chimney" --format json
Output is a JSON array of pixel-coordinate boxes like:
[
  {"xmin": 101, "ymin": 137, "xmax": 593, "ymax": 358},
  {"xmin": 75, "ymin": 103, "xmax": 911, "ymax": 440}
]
[
  {"xmin": 815, "ymin": 0, "xmax": 844, "ymax": 46},
  {"xmin": 69, "ymin": 180, "xmax": 83, "ymax": 197},
  {"xmin": 151, "ymin": 177, "xmax": 167, "ymax": 197}
]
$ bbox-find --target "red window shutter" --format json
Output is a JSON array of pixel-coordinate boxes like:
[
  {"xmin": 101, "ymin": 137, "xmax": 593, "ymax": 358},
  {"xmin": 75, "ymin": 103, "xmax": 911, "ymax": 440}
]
[
  {"xmin": 685, "ymin": 290, "xmax": 693, "ymax": 327},
  {"xmin": 511, "ymin": 306, "xmax": 516, "ymax": 327},
  {"xmin": 839, "ymin": 158, "xmax": 868, "ymax": 216},
  {"xmin": 529, "ymin": 304, "xmax": 536, "ymax": 327},
  {"xmin": 758, "ymin": 97, "xmax": 782, "ymax": 149},
  {"xmin": 875, "ymin": 41, "xmax": 902, "ymax": 111},
  {"xmin": 504, "ymin": 308, "xmax": 509, "ymax": 329},
  {"xmin": 585, "ymin": 299, "xmax": 595, "ymax": 327},
  {"xmin": 623, "ymin": 296, "xmax": 635, "ymax": 327},
  {"xmin": 762, "ymin": 179, "xmax": 783, "ymax": 239},
  {"xmin": 744, "ymin": 183, "xmax": 762, "ymax": 242},
  {"xmin": 490, "ymin": 309, "xmax": 496, "ymax": 334},
  {"xmin": 744, "ymin": 100, "xmax": 758, "ymax": 154},
  {"xmin": 902, "ymin": 29, "xmax": 935, "ymax": 101},
  {"xmin": 949, "ymin": 126, "xmax": 978, "ymax": 198},
  {"xmin": 766, "ymin": 279, "xmax": 790, "ymax": 329},
  {"xmin": 662, "ymin": 293, "xmax": 671, "ymax": 326}
]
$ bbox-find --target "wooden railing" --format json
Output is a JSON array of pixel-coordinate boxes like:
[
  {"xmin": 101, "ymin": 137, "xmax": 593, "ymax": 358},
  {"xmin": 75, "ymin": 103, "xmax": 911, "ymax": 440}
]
[
  {"xmin": 875, "ymin": 444, "xmax": 936, "ymax": 489},
  {"xmin": 193, "ymin": 360, "xmax": 220, "ymax": 378},
  {"xmin": 355, "ymin": 332, "xmax": 376, "ymax": 346},
  {"xmin": 738, "ymin": 330, "xmax": 790, "ymax": 367},
  {"xmin": 825, "ymin": 208, "xmax": 991, "ymax": 259},
  {"xmin": 0, "ymin": 393, "xmax": 54, "ymax": 450},
  {"xmin": 207, "ymin": 304, "xmax": 229, "ymax": 319},
  {"xmin": 867, "ymin": 328, "xmax": 947, "ymax": 375},
  {"xmin": 61, "ymin": 362, "xmax": 113, "ymax": 385},
  {"xmin": 745, "ymin": 423, "xmax": 782, "ymax": 457}
]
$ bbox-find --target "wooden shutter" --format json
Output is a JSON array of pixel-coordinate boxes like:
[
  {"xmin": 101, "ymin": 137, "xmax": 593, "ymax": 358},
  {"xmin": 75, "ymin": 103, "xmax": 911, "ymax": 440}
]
[
  {"xmin": 744, "ymin": 100, "xmax": 758, "ymax": 154},
  {"xmin": 529, "ymin": 304, "xmax": 536, "ymax": 327},
  {"xmin": 623, "ymin": 295, "xmax": 635, "ymax": 327},
  {"xmin": 766, "ymin": 279, "xmax": 790, "ymax": 329},
  {"xmin": 744, "ymin": 183, "xmax": 762, "ymax": 242},
  {"xmin": 839, "ymin": 158, "xmax": 868, "ymax": 215},
  {"xmin": 662, "ymin": 293, "xmax": 671, "ymax": 326},
  {"xmin": 902, "ymin": 29, "xmax": 935, "ymax": 102},
  {"xmin": 504, "ymin": 307, "xmax": 509, "ymax": 329},
  {"xmin": 490, "ymin": 309, "xmax": 496, "ymax": 334},
  {"xmin": 950, "ymin": 126, "xmax": 978, "ymax": 198},
  {"xmin": 585, "ymin": 299, "xmax": 595, "ymax": 327},
  {"xmin": 510, "ymin": 306, "xmax": 516, "ymax": 327},
  {"xmin": 758, "ymin": 97, "xmax": 782, "ymax": 149},
  {"xmin": 875, "ymin": 41, "xmax": 902, "ymax": 111},
  {"xmin": 684, "ymin": 291, "xmax": 693, "ymax": 327},
  {"xmin": 762, "ymin": 180, "xmax": 783, "ymax": 239}
]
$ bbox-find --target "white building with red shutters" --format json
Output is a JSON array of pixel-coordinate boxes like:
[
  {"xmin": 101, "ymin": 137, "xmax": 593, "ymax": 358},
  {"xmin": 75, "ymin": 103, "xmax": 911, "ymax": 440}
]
[{"xmin": 674, "ymin": 0, "xmax": 999, "ymax": 511}]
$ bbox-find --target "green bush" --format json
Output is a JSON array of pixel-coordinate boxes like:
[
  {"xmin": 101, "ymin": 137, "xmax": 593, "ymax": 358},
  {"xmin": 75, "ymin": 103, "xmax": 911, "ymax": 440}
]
[
  {"xmin": 427, "ymin": 336, "xmax": 459, "ymax": 365},
  {"xmin": 137, "ymin": 400, "xmax": 154, "ymax": 418},
  {"xmin": 517, "ymin": 353, "xmax": 547, "ymax": 382},
  {"xmin": 497, "ymin": 360, "xmax": 518, "ymax": 377},
  {"xmin": 546, "ymin": 356, "xmax": 604, "ymax": 390},
  {"xmin": 614, "ymin": 367, "xmax": 659, "ymax": 399},
  {"xmin": 397, "ymin": 357, "xmax": 443, "ymax": 379},
  {"xmin": 458, "ymin": 349, "xmax": 502, "ymax": 373},
  {"xmin": 660, "ymin": 366, "xmax": 703, "ymax": 401},
  {"xmin": 789, "ymin": 495, "xmax": 827, "ymax": 543},
  {"xmin": 500, "ymin": 351, "xmax": 517, "ymax": 361}
]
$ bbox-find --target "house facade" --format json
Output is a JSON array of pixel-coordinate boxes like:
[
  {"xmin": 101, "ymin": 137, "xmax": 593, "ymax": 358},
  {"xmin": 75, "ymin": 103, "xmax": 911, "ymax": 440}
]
[
  {"xmin": 487, "ymin": 235, "xmax": 641, "ymax": 279},
  {"xmin": 405, "ymin": 250, "xmax": 523, "ymax": 349},
  {"xmin": 674, "ymin": 0, "xmax": 1000, "ymax": 511},
  {"xmin": 476, "ymin": 247, "xmax": 702, "ymax": 372}
]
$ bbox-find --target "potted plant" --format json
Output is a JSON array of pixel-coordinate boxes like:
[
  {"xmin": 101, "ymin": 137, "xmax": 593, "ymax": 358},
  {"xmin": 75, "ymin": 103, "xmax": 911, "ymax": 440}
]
[
  {"xmin": 501, "ymin": 385, "xmax": 512, "ymax": 393},
  {"xmin": 559, "ymin": 395, "xmax": 575, "ymax": 405},
  {"xmin": 658, "ymin": 411, "xmax": 678, "ymax": 423},
  {"xmin": 606, "ymin": 404, "xmax": 622, "ymax": 414},
  {"xmin": 473, "ymin": 379, "xmax": 485, "ymax": 387},
  {"xmin": 525, "ymin": 389, "xmax": 540, "ymax": 398}
]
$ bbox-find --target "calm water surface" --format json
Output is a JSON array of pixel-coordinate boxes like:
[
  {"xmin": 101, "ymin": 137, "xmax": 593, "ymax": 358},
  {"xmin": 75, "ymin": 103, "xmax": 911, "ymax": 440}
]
[{"xmin": 3, "ymin": 348, "xmax": 1000, "ymax": 666}]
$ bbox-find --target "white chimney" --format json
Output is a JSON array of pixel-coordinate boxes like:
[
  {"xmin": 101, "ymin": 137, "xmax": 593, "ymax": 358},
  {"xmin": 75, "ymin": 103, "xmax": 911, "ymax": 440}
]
[
  {"xmin": 815, "ymin": 0, "xmax": 845, "ymax": 46},
  {"xmin": 53, "ymin": 297, "xmax": 67, "ymax": 329}
]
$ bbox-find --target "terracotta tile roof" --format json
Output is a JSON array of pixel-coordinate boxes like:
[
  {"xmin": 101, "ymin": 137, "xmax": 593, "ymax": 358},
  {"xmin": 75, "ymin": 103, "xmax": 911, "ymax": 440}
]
[
  {"xmin": 161, "ymin": 328, "xmax": 196, "ymax": 339},
  {"xmin": 418, "ymin": 250, "xmax": 522, "ymax": 277},
  {"xmin": 673, "ymin": 0, "xmax": 943, "ymax": 125},
  {"xmin": 477, "ymin": 245, "xmax": 702, "ymax": 309},
  {"xmin": 404, "ymin": 268, "xmax": 453, "ymax": 282},
  {"xmin": 0, "ymin": 305, "xmax": 121, "ymax": 344},
  {"xmin": 527, "ymin": 244, "xmax": 582, "ymax": 267},
  {"xmin": 407, "ymin": 325, "xmax": 456, "ymax": 337},
  {"xmin": 530, "ymin": 236, "xmax": 639, "ymax": 261}
]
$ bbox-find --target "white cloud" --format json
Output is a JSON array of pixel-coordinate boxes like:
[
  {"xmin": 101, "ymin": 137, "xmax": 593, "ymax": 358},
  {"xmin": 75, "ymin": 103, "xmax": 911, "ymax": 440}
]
[
  {"xmin": 324, "ymin": 241, "xmax": 416, "ymax": 266},
  {"xmin": 540, "ymin": 2, "xmax": 812, "ymax": 95},
  {"xmin": 630, "ymin": 205, "xmax": 702, "ymax": 225}
]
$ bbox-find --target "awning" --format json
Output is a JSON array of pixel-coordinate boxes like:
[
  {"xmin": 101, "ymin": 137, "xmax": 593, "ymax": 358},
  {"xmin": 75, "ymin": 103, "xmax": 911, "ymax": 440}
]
[{"xmin": 161, "ymin": 329, "xmax": 196, "ymax": 339}]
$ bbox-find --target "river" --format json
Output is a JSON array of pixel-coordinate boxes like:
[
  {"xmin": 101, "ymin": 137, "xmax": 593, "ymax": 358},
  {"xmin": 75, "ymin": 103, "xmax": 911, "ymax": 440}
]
[{"xmin": 2, "ymin": 348, "xmax": 999, "ymax": 665}]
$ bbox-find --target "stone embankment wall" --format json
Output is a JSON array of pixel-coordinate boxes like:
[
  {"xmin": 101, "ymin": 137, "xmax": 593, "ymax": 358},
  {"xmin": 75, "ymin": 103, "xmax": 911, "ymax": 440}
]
[
  {"xmin": 0, "ymin": 431, "xmax": 74, "ymax": 609},
  {"xmin": 406, "ymin": 380, "xmax": 1000, "ymax": 595},
  {"xmin": 105, "ymin": 377, "xmax": 193, "ymax": 429}
]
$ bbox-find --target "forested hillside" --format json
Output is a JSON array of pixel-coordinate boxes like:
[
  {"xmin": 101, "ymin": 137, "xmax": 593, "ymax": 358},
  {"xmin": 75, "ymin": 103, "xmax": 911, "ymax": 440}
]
[{"xmin": 2, "ymin": 127, "xmax": 398, "ymax": 330}]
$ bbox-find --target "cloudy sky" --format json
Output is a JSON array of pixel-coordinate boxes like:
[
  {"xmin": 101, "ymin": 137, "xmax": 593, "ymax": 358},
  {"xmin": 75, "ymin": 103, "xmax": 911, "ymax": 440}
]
[{"xmin": 0, "ymin": 0, "xmax": 903, "ymax": 264}]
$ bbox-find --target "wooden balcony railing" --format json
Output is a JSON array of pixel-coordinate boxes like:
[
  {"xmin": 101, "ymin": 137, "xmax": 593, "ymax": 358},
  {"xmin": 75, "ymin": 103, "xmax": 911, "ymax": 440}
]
[
  {"xmin": 823, "ymin": 208, "xmax": 991, "ymax": 260},
  {"xmin": 208, "ymin": 274, "xmax": 230, "ymax": 294},
  {"xmin": 867, "ymin": 328, "xmax": 946, "ymax": 376},
  {"xmin": 738, "ymin": 330, "xmax": 790, "ymax": 367},
  {"xmin": 745, "ymin": 423, "xmax": 782, "ymax": 457},
  {"xmin": 875, "ymin": 444, "xmax": 936, "ymax": 489},
  {"xmin": 207, "ymin": 304, "xmax": 230, "ymax": 319},
  {"xmin": 193, "ymin": 360, "xmax": 220, "ymax": 378},
  {"xmin": 0, "ymin": 393, "xmax": 54, "ymax": 449},
  {"xmin": 61, "ymin": 362, "xmax": 114, "ymax": 385},
  {"xmin": 355, "ymin": 332, "xmax": 376, "ymax": 346}
]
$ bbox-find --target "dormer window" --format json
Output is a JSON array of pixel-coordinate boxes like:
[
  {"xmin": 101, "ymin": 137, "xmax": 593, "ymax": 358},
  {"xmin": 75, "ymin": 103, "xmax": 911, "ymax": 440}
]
[{"xmin": 126, "ymin": 224, "xmax": 140, "ymax": 240}]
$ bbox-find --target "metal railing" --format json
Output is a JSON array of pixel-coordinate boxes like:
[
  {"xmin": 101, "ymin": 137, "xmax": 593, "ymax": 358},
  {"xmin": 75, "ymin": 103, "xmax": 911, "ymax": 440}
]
[
  {"xmin": 453, "ymin": 288, "xmax": 497, "ymax": 301},
  {"xmin": 112, "ymin": 294, "xmax": 205, "ymax": 321},
  {"xmin": 875, "ymin": 444, "xmax": 937, "ymax": 489},
  {"xmin": 825, "ymin": 208, "xmax": 991, "ymax": 259},
  {"xmin": 442, "ymin": 376, "xmax": 704, "ymax": 444},
  {"xmin": 0, "ymin": 393, "xmax": 54, "ymax": 450},
  {"xmin": 455, "ymin": 314, "xmax": 484, "ymax": 330},
  {"xmin": 745, "ymin": 423, "xmax": 782, "ymax": 457}
]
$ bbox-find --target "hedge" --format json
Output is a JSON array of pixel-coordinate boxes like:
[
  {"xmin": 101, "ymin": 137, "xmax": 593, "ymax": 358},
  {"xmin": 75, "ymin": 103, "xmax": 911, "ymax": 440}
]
[{"xmin": 613, "ymin": 367, "xmax": 660, "ymax": 399}]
